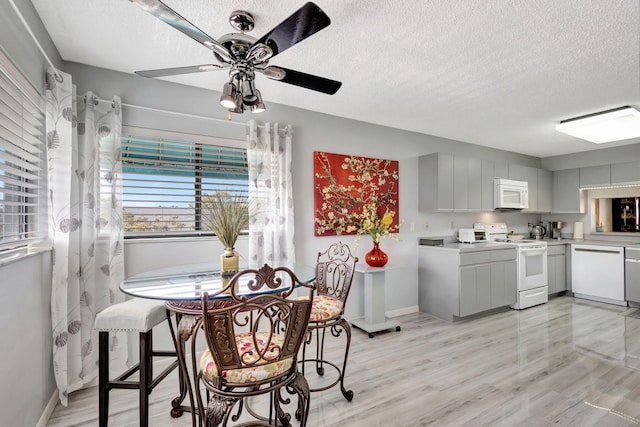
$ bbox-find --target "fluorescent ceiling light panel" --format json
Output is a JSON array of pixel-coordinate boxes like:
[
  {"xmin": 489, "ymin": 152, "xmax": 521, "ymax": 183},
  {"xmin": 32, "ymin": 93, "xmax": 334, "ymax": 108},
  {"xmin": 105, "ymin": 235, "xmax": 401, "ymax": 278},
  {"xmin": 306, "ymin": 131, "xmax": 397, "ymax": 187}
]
[{"xmin": 555, "ymin": 106, "xmax": 640, "ymax": 143}]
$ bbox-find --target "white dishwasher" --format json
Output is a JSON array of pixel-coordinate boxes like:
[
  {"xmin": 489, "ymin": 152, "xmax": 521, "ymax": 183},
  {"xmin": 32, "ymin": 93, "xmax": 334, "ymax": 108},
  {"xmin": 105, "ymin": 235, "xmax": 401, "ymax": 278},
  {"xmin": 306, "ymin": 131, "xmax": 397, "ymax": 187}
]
[{"xmin": 571, "ymin": 244, "xmax": 626, "ymax": 305}]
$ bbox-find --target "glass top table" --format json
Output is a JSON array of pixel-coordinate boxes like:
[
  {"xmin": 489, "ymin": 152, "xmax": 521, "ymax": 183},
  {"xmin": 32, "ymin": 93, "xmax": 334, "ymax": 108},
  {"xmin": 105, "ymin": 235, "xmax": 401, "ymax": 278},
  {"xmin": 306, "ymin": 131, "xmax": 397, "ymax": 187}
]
[{"xmin": 120, "ymin": 262, "xmax": 316, "ymax": 301}]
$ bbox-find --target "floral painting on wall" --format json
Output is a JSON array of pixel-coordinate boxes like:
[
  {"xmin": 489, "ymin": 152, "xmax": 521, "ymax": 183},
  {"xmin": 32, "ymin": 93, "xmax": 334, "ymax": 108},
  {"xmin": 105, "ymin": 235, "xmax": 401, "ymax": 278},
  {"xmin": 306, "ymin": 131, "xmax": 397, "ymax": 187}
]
[{"xmin": 313, "ymin": 151, "xmax": 399, "ymax": 240}]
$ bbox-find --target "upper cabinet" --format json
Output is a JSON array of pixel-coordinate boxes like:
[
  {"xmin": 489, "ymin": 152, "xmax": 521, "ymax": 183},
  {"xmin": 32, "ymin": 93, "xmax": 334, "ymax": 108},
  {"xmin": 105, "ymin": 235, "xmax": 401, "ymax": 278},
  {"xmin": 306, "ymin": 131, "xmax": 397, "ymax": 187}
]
[
  {"xmin": 553, "ymin": 168, "xmax": 583, "ymax": 213},
  {"xmin": 453, "ymin": 156, "xmax": 482, "ymax": 211},
  {"xmin": 419, "ymin": 153, "xmax": 454, "ymax": 212},
  {"xmin": 420, "ymin": 153, "xmax": 484, "ymax": 212},
  {"xmin": 611, "ymin": 161, "xmax": 640, "ymax": 185},
  {"xmin": 508, "ymin": 164, "xmax": 540, "ymax": 212},
  {"xmin": 537, "ymin": 169, "xmax": 553, "ymax": 213},
  {"xmin": 419, "ymin": 153, "xmax": 551, "ymax": 213},
  {"xmin": 579, "ymin": 165, "xmax": 611, "ymax": 188}
]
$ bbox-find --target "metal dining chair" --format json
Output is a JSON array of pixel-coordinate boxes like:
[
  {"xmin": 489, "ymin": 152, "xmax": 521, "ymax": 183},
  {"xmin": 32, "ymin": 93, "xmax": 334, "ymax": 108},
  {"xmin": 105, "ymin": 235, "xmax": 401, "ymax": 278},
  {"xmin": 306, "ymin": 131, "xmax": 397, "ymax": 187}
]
[
  {"xmin": 194, "ymin": 264, "xmax": 315, "ymax": 426},
  {"xmin": 300, "ymin": 241, "xmax": 358, "ymax": 401}
]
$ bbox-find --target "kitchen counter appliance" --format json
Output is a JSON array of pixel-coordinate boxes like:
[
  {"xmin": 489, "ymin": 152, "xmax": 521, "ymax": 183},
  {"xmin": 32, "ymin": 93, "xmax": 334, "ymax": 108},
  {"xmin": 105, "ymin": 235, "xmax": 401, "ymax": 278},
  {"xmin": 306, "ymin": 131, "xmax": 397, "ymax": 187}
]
[
  {"xmin": 457, "ymin": 228, "xmax": 487, "ymax": 243},
  {"xmin": 529, "ymin": 222, "xmax": 547, "ymax": 240},
  {"xmin": 548, "ymin": 221, "xmax": 563, "ymax": 239},
  {"xmin": 571, "ymin": 244, "xmax": 625, "ymax": 305},
  {"xmin": 474, "ymin": 223, "xmax": 548, "ymax": 309},
  {"xmin": 494, "ymin": 179, "xmax": 529, "ymax": 210}
]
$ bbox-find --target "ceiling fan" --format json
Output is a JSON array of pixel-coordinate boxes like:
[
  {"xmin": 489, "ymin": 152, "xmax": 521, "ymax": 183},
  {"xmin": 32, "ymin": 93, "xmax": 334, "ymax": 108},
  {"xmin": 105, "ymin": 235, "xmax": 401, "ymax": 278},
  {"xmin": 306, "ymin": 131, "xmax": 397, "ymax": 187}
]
[{"xmin": 130, "ymin": 0, "xmax": 342, "ymax": 114}]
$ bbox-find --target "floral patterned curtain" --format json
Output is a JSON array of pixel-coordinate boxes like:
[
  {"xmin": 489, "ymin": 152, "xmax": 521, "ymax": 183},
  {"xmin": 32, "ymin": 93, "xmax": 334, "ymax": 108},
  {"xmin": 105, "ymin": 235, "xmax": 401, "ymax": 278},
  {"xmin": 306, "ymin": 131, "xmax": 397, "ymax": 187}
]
[
  {"xmin": 247, "ymin": 121, "xmax": 296, "ymax": 267},
  {"xmin": 45, "ymin": 69, "xmax": 125, "ymax": 405}
]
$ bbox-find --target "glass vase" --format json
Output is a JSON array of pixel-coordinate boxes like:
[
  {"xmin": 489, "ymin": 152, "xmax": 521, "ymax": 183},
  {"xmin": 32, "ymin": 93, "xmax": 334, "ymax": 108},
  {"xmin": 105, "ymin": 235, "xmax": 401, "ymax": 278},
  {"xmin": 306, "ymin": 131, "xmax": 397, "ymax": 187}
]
[
  {"xmin": 221, "ymin": 248, "xmax": 239, "ymax": 277},
  {"xmin": 365, "ymin": 241, "xmax": 388, "ymax": 267}
]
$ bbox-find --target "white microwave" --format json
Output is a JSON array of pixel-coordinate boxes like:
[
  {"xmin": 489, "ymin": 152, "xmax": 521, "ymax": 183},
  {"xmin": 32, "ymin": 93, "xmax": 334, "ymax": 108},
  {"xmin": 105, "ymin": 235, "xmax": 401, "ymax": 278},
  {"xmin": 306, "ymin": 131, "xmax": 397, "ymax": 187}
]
[{"xmin": 494, "ymin": 178, "xmax": 529, "ymax": 210}]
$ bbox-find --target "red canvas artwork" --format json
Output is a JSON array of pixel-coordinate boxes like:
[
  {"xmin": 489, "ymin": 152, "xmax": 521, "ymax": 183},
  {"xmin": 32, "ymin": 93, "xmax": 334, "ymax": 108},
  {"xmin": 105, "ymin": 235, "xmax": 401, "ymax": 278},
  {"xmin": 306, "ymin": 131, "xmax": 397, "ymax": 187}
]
[{"xmin": 313, "ymin": 151, "xmax": 399, "ymax": 237}]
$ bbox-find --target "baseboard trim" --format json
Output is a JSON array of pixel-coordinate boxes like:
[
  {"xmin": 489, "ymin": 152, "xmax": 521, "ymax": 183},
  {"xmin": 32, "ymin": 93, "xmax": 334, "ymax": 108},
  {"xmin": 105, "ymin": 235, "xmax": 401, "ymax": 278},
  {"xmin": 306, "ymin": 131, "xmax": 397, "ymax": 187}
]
[
  {"xmin": 36, "ymin": 391, "xmax": 59, "ymax": 427},
  {"xmin": 387, "ymin": 305, "xmax": 419, "ymax": 318}
]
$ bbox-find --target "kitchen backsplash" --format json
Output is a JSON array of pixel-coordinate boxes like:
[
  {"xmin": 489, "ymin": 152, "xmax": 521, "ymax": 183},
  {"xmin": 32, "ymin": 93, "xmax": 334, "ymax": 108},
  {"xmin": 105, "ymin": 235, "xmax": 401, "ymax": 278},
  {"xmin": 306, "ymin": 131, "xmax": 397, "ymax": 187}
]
[{"xmin": 418, "ymin": 211, "xmax": 542, "ymax": 238}]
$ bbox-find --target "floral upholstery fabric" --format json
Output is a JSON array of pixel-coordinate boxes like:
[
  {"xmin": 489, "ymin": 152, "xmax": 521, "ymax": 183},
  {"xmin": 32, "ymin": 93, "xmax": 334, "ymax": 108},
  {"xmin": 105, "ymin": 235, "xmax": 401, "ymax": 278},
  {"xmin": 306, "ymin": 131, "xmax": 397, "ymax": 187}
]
[
  {"xmin": 296, "ymin": 295, "xmax": 343, "ymax": 322},
  {"xmin": 199, "ymin": 332, "xmax": 292, "ymax": 384}
]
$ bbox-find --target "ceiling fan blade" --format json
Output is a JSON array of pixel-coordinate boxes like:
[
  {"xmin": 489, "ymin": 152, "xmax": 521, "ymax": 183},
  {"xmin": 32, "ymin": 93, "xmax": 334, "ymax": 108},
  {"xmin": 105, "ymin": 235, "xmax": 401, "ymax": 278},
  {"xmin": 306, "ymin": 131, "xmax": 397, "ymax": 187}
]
[
  {"xmin": 250, "ymin": 2, "xmax": 330, "ymax": 60},
  {"xmin": 129, "ymin": 0, "xmax": 231, "ymax": 62},
  {"xmin": 261, "ymin": 66, "xmax": 341, "ymax": 95},
  {"xmin": 135, "ymin": 64, "xmax": 227, "ymax": 78}
]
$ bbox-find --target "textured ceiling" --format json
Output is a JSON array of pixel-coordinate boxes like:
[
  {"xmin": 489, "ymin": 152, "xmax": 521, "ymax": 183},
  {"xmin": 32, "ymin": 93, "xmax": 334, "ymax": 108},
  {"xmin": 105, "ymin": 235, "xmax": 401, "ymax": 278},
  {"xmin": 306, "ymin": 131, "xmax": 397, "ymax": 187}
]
[{"xmin": 30, "ymin": 0, "xmax": 640, "ymax": 157}]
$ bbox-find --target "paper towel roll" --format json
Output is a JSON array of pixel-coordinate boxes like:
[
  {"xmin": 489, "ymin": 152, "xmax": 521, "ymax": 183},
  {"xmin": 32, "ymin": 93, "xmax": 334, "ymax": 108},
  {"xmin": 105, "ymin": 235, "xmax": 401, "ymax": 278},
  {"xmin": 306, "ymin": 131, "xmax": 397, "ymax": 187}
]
[{"xmin": 573, "ymin": 221, "xmax": 583, "ymax": 240}]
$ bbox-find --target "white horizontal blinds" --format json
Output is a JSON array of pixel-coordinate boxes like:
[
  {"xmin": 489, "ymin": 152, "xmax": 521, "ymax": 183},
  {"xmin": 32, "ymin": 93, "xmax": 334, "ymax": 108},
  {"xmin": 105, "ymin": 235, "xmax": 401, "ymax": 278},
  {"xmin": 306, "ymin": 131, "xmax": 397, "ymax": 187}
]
[
  {"xmin": 120, "ymin": 133, "xmax": 248, "ymax": 234},
  {"xmin": 0, "ymin": 67, "xmax": 46, "ymax": 251}
]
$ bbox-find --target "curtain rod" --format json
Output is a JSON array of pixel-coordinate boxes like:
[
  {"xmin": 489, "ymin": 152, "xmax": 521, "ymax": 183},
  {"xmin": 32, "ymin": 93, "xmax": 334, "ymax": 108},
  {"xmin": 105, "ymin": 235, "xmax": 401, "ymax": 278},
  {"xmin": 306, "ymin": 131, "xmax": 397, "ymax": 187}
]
[
  {"xmin": 122, "ymin": 102, "xmax": 249, "ymax": 127},
  {"xmin": 9, "ymin": 0, "xmax": 64, "ymax": 83},
  {"xmin": 77, "ymin": 95, "xmax": 249, "ymax": 127},
  {"xmin": 76, "ymin": 96, "xmax": 276, "ymax": 130}
]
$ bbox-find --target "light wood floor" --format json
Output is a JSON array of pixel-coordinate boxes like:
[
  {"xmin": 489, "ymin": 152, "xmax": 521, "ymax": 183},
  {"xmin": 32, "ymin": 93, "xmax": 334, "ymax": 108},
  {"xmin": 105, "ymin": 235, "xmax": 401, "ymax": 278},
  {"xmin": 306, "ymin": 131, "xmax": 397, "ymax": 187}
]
[{"xmin": 46, "ymin": 296, "xmax": 640, "ymax": 426}]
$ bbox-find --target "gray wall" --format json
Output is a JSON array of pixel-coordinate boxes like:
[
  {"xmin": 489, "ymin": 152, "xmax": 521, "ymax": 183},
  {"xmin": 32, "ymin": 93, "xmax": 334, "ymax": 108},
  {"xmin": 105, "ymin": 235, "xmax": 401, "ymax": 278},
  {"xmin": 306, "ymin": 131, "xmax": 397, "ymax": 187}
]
[
  {"xmin": 0, "ymin": 1, "xmax": 61, "ymax": 425},
  {"xmin": 66, "ymin": 62, "xmax": 543, "ymax": 322}
]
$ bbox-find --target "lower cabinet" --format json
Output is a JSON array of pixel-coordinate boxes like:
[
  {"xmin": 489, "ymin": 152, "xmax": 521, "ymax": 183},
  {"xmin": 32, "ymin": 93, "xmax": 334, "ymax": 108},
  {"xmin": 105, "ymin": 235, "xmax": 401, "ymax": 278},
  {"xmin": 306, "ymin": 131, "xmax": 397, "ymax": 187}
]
[
  {"xmin": 419, "ymin": 246, "xmax": 517, "ymax": 321},
  {"xmin": 547, "ymin": 244, "xmax": 567, "ymax": 294},
  {"xmin": 460, "ymin": 260, "xmax": 517, "ymax": 316}
]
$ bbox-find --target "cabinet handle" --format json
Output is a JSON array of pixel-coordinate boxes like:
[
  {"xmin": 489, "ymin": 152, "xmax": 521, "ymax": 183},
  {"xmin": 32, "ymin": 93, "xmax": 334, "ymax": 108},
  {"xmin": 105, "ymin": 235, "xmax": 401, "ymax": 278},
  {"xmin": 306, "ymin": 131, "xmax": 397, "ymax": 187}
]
[
  {"xmin": 626, "ymin": 259, "xmax": 640, "ymax": 263},
  {"xmin": 524, "ymin": 289, "xmax": 547, "ymax": 298},
  {"xmin": 574, "ymin": 247, "xmax": 621, "ymax": 255}
]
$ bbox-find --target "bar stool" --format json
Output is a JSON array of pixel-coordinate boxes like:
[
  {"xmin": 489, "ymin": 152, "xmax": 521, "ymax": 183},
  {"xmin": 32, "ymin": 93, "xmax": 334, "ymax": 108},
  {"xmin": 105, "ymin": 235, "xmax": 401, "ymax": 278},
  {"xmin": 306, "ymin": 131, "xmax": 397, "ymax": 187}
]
[{"xmin": 94, "ymin": 298, "xmax": 179, "ymax": 427}]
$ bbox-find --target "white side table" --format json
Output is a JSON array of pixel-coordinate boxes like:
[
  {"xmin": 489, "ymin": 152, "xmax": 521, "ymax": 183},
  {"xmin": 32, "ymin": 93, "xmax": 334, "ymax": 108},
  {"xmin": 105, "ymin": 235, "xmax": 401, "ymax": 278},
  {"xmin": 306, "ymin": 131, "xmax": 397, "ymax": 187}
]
[{"xmin": 351, "ymin": 264, "xmax": 402, "ymax": 338}]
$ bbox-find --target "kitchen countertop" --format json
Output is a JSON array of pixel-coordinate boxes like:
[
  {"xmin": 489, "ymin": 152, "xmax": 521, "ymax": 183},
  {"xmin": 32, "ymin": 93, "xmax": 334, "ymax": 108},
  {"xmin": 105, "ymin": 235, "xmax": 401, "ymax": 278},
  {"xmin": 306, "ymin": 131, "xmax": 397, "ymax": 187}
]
[
  {"xmin": 538, "ymin": 238, "xmax": 640, "ymax": 247},
  {"xmin": 424, "ymin": 242, "xmax": 518, "ymax": 253},
  {"xmin": 419, "ymin": 238, "xmax": 640, "ymax": 252}
]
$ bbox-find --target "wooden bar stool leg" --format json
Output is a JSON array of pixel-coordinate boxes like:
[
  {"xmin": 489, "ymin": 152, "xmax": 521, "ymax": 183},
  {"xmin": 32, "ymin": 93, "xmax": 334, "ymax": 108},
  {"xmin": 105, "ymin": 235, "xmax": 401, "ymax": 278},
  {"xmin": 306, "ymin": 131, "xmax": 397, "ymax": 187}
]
[
  {"xmin": 98, "ymin": 331, "xmax": 109, "ymax": 427},
  {"xmin": 140, "ymin": 330, "xmax": 152, "ymax": 427}
]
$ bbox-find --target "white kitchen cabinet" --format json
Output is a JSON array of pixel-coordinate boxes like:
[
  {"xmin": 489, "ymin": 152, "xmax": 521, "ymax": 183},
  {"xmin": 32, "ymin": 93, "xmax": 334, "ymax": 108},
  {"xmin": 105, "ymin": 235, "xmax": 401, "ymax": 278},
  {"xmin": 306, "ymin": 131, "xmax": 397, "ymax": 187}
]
[
  {"xmin": 547, "ymin": 244, "xmax": 567, "ymax": 294},
  {"xmin": 571, "ymin": 244, "xmax": 625, "ymax": 305},
  {"xmin": 611, "ymin": 161, "xmax": 640, "ymax": 185},
  {"xmin": 552, "ymin": 168, "xmax": 583, "ymax": 213},
  {"xmin": 579, "ymin": 165, "xmax": 611, "ymax": 188},
  {"xmin": 419, "ymin": 246, "xmax": 517, "ymax": 321}
]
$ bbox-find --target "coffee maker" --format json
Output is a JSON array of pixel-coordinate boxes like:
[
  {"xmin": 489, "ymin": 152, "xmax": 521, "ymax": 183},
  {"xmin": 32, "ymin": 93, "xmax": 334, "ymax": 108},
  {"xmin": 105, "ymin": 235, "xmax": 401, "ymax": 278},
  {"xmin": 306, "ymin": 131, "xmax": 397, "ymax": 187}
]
[{"xmin": 548, "ymin": 221, "xmax": 563, "ymax": 239}]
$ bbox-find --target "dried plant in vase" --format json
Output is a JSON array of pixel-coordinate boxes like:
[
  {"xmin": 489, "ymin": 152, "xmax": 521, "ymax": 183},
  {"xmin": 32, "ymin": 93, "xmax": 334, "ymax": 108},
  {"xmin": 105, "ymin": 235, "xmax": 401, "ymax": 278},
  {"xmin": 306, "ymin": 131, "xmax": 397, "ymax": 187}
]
[{"xmin": 201, "ymin": 191, "xmax": 250, "ymax": 277}]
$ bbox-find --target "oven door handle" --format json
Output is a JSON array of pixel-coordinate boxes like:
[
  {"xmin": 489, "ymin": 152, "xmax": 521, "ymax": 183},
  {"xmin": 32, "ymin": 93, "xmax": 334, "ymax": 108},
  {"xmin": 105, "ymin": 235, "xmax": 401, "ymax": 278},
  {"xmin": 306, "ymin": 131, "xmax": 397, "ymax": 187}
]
[{"xmin": 521, "ymin": 248, "xmax": 547, "ymax": 256}]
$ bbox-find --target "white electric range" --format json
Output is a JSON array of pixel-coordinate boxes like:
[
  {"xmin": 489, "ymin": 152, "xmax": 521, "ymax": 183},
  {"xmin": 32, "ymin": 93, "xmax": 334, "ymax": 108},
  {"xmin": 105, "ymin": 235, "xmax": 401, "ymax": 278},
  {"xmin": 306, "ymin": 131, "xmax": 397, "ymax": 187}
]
[{"xmin": 474, "ymin": 223, "xmax": 548, "ymax": 309}]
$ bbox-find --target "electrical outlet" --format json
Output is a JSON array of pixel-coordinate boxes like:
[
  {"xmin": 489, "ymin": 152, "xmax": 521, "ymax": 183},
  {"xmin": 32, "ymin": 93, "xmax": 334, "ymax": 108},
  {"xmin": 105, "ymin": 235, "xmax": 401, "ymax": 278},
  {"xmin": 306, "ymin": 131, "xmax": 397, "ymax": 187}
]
[
  {"xmin": 424, "ymin": 221, "xmax": 429, "ymax": 230},
  {"xmin": 410, "ymin": 222, "xmax": 415, "ymax": 231},
  {"xmin": 450, "ymin": 221, "xmax": 455, "ymax": 229}
]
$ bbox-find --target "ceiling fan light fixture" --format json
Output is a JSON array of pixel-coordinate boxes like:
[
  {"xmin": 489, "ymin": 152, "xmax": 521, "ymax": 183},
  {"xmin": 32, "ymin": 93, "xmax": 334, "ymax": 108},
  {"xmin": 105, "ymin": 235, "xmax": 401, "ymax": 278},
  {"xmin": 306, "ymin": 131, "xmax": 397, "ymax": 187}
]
[
  {"xmin": 227, "ymin": 88, "xmax": 244, "ymax": 114},
  {"xmin": 240, "ymin": 78, "xmax": 259, "ymax": 106},
  {"xmin": 219, "ymin": 82, "xmax": 237, "ymax": 109},
  {"xmin": 251, "ymin": 90, "xmax": 266, "ymax": 113},
  {"xmin": 556, "ymin": 106, "xmax": 640, "ymax": 143}
]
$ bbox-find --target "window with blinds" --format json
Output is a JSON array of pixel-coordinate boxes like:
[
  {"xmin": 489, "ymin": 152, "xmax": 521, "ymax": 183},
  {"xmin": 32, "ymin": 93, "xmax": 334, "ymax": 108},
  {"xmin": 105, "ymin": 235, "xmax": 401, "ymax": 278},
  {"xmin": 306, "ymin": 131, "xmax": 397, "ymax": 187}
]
[
  {"xmin": 121, "ymin": 133, "xmax": 249, "ymax": 236},
  {"xmin": 0, "ymin": 58, "xmax": 47, "ymax": 255}
]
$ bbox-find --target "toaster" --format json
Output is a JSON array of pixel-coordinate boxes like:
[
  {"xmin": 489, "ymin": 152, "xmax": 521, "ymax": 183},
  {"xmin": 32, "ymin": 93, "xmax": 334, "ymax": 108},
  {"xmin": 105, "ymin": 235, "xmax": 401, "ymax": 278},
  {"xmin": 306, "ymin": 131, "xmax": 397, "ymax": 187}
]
[{"xmin": 457, "ymin": 228, "xmax": 487, "ymax": 243}]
